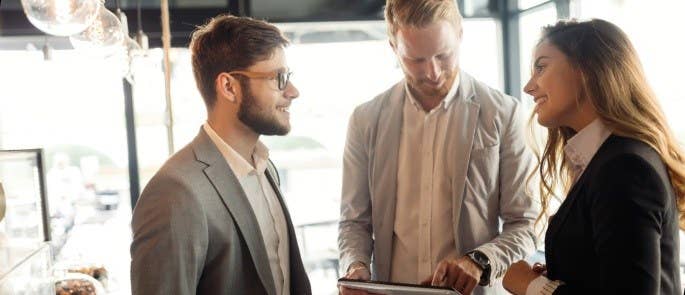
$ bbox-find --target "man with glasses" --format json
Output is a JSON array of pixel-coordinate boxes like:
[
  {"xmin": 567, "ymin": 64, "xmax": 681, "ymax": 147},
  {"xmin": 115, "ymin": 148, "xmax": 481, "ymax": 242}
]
[
  {"xmin": 130, "ymin": 14, "xmax": 310, "ymax": 295},
  {"xmin": 338, "ymin": 1, "xmax": 538, "ymax": 295}
]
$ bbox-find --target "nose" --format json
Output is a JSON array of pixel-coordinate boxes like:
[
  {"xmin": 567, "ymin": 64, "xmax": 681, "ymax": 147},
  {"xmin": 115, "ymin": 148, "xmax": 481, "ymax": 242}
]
[
  {"xmin": 523, "ymin": 77, "xmax": 537, "ymax": 96},
  {"xmin": 284, "ymin": 81, "xmax": 299, "ymax": 100},
  {"xmin": 426, "ymin": 58, "xmax": 441, "ymax": 82}
]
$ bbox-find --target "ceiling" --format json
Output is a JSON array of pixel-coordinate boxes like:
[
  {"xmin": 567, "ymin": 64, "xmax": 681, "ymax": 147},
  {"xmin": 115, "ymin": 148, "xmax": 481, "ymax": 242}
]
[{"xmin": 0, "ymin": 0, "xmax": 496, "ymax": 48}]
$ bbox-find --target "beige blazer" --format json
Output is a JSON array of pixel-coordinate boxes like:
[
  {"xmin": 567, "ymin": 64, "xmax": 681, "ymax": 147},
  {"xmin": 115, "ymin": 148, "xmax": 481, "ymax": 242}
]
[{"xmin": 338, "ymin": 71, "xmax": 539, "ymax": 294}]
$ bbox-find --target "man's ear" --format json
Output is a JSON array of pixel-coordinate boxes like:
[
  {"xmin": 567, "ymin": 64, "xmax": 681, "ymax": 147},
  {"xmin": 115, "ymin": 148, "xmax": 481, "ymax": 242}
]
[
  {"xmin": 389, "ymin": 39, "xmax": 397, "ymax": 54},
  {"xmin": 216, "ymin": 73, "xmax": 239, "ymax": 103}
]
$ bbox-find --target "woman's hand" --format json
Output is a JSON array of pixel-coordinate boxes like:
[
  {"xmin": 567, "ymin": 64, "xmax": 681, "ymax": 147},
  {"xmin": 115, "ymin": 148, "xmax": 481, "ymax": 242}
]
[
  {"xmin": 532, "ymin": 262, "xmax": 547, "ymax": 276},
  {"xmin": 503, "ymin": 261, "xmax": 542, "ymax": 295}
]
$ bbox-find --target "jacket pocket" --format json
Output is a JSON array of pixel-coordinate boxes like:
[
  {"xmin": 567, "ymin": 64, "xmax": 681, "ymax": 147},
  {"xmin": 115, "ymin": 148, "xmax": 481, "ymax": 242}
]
[{"xmin": 465, "ymin": 143, "xmax": 500, "ymax": 202}]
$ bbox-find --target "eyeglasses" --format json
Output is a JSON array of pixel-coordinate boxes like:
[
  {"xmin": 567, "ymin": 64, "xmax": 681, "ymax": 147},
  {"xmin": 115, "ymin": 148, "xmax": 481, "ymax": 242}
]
[{"xmin": 227, "ymin": 69, "xmax": 292, "ymax": 91}]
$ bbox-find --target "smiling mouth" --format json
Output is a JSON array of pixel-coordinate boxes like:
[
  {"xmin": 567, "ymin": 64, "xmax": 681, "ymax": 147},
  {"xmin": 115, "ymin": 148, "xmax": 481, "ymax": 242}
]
[
  {"xmin": 534, "ymin": 96, "xmax": 548, "ymax": 104},
  {"xmin": 424, "ymin": 79, "xmax": 443, "ymax": 87},
  {"xmin": 277, "ymin": 106, "xmax": 290, "ymax": 113}
]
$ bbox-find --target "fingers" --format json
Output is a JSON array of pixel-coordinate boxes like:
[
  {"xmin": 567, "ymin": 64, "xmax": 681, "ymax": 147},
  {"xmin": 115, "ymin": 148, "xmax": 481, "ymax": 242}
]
[
  {"xmin": 345, "ymin": 265, "xmax": 371, "ymax": 281},
  {"xmin": 339, "ymin": 286, "xmax": 370, "ymax": 295},
  {"xmin": 347, "ymin": 269, "xmax": 367, "ymax": 280},
  {"xmin": 431, "ymin": 261, "xmax": 449, "ymax": 286},
  {"xmin": 451, "ymin": 268, "xmax": 478, "ymax": 295},
  {"xmin": 532, "ymin": 263, "xmax": 546, "ymax": 274},
  {"xmin": 453, "ymin": 272, "xmax": 469, "ymax": 290},
  {"xmin": 340, "ymin": 264, "xmax": 371, "ymax": 295},
  {"xmin": 461, "ymin": 278, "xmax": 478, "ymax": 295},
  {"xmin": 431, "ymin": 258, "xmax": 481, "ymax": 294}
]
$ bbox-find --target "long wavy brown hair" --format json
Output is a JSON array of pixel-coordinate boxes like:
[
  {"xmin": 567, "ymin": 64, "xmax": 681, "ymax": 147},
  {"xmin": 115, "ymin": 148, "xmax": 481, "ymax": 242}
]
[{"xmin": 527, "ymin": 19, "xmax": 685, "ymax": 230}]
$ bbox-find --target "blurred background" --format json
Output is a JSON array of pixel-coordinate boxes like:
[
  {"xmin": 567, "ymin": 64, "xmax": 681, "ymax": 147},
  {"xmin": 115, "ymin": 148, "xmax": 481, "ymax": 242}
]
[{"xmin": 0, "ymin": 0, "xmax": 683, "ymax": 294}]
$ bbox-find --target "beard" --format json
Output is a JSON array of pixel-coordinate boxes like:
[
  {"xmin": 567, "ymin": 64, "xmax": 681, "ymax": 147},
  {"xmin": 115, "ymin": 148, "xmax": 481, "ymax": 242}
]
[
  {"xmin": 237, "ymin": 79, "xmax": 290, "ymax": 136},
  {"xmin": 405, "ymin": 68, "xmax": 458, "ymax": 101}
]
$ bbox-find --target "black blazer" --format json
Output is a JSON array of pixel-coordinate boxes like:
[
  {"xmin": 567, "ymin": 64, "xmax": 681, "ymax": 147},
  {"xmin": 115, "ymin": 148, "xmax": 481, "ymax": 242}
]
[{"xmin": 545, "ymin": 135, "xmax": 681, "ymax": 294}]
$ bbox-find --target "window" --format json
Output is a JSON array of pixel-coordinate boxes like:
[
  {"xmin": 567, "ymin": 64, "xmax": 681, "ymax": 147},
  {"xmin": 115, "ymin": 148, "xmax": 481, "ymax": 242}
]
[
  {"xmin": 0, "ymin": 49, "xmax": 134, "ymax": 292},
  {"xmin": 518, "ymin": 2, "xmax": 557, "ymax": 104}
]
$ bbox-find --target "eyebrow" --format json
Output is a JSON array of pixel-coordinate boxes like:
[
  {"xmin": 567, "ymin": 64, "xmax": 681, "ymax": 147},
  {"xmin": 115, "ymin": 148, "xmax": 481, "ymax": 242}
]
[
  {"xmin": 405, "ymin": 51, "xmax": 450, "ymax": 61},
  {"xmin": 534, "ymin": 56, "xmax": 551, "ymax": 65}
]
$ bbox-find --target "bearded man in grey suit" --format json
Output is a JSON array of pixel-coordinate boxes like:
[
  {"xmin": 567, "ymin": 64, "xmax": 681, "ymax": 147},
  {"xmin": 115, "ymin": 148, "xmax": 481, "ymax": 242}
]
[
  {"xmin": 130, "ymin": 14, "xmax": 310, "ymax": 295},
  {"xmin": 338, "ymin": 1, "xmax": 539, "ymax": 295}
]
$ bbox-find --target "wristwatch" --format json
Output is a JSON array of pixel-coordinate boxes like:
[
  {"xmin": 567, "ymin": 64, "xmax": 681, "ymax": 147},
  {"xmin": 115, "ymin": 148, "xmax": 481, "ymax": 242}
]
[{"xmin": 466, "ymin": 250, "xmax": 491, "ymax": 286}]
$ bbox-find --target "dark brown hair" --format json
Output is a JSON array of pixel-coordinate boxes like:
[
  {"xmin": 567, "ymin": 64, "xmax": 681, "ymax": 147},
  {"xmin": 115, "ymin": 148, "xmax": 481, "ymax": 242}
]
[{"xmin": 189, "ymin": 14, "xmax": 289, "ymax": 109}]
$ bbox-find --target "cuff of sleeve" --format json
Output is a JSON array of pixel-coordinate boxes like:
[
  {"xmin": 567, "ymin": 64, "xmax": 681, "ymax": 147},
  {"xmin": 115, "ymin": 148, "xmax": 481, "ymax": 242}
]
[{"xmin": 526, "ymin": 276, "xmax": 563, "ymax": 295}]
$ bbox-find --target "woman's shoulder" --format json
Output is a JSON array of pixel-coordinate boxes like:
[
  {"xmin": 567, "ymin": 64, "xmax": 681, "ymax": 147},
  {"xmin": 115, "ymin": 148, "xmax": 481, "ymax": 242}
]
[
  {"xmin": 595, "ymin": 135, "xmax": 664, "ymax": 170},
  {"xmin": 589, "ymin": 135, "xmax": 673, "ymax": 205}
]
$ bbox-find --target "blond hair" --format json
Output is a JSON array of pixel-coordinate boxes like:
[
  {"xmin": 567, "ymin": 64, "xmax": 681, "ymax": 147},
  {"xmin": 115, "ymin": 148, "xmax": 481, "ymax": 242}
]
[
  {"xmin": 384, "ymin": 0, "xmax": 462, "ymax": 42},
  {"xmin": 528, "ymin": 19, "xmax": 685, "ymax": 229}
]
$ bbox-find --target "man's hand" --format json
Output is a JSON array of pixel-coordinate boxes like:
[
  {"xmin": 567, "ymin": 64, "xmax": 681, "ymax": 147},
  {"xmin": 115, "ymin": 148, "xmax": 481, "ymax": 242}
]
[
  {"xmin": 503, "ymin": 260, "xmax": 541, "ymax": 295},
  {"xmin": 339, "ymin": 262, "xmax": 374, "ymax": 295},
  {"xmin": 420, "ymin": 256, "xmax": 483, "ymax": 295}
]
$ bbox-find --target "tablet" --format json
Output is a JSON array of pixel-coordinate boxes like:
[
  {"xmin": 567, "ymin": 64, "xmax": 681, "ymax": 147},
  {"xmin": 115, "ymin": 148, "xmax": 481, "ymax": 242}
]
[{"xmin": 337, "ymin": 278, "xmax": 462, "ymax": 295}]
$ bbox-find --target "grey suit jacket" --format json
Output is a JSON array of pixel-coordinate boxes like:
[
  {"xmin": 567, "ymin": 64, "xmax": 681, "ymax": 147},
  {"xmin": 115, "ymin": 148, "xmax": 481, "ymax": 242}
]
[
  {"xmin": 131, "ymin": 129, "xmax": 311, "ymax": 295},
  {"xmin": 338, "ymin": 72, "xmax": 539, "ymax": 294}
]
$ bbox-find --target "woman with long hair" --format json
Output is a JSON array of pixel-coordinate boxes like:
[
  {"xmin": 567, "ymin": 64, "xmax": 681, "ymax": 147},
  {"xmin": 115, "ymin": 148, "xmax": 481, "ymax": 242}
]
[{"xmin": 502, "ymin": 19, "xmax": 685, "ymax": 295}]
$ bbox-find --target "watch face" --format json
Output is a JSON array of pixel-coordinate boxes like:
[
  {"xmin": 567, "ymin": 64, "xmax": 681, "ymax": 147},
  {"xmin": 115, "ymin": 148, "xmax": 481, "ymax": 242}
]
[{"xmin": 473, "ymin": 252, "xmax": 489, "ymax": 265}]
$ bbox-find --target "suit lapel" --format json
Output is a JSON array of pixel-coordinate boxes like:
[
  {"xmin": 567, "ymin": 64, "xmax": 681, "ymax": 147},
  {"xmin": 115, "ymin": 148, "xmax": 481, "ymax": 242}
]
[
  {"xmin": 264, "ymin": 169, "xmax": 310, "ymax": 294},
  {"xmin": 192, "ymin": 130, "xmax": 277, "ymax": 295},
  {"xmin": 546, "ymin": 135, "xmax": 617, "ymax": 243},
  {"xmin": 449, "ymin": 72, "xmax": 480, "ymax": 251},
  {"xmin": 545, "ymin": 179, "xmax": 583, "ymax": 244},
  {"xmin": 371, "ymin": 83, "xmax": 404, "ymax": 280}
]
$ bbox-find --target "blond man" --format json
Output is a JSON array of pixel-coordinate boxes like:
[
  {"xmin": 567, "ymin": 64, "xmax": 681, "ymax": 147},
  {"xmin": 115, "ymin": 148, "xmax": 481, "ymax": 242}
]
[{"xmin": 338, "ymin": 1, "xmax": 538, "ymax": 294}]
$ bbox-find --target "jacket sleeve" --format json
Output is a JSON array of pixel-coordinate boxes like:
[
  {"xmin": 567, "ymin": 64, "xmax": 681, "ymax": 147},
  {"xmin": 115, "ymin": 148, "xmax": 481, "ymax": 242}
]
[
  {"xmin": 553, "ymin": 154, "xmax": 668, "ymax": 294},
  {"xmin": 130, "ymin": 176, "xmax": 208, "ymax": 295},
  {"xmin": 475, "ymin": 101, "xmax": 540, "ymax": 282},
  {"xmin": 338, "ymin": 107, "xmax": 374, "ymax": 275}
]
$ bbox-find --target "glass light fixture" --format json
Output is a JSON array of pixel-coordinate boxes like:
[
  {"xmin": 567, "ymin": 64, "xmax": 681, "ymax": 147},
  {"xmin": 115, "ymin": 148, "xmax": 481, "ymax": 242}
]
[
  {"xmin": 21, "ymin": 0, "xmax": 101, "ymax": 36},
  {"xmin": 69, "ymin": 7, "xmax": 125, "ymax": 57},
  {"xmin": 0, "ymin": 182, "xmax": 5, "ymax": 222}
]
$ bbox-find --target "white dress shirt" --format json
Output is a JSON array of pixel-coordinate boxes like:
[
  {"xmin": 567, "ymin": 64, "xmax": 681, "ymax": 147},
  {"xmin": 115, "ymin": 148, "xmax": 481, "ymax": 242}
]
[
  {"xmin": 526, "ymin": 118, "xmax": 611, "ymax": 295},
  {"xmin": 203, "ymin": 122, "xmax": 290, "ymax": 295},
  {"xmin": 390, "ymin": 76, "xmax": 461, "ymax": 283}
]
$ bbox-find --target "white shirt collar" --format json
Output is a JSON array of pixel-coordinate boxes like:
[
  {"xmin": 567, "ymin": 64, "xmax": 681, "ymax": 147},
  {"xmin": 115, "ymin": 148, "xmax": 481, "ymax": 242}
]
[
  {"xmin": 564, "ymin": 118, "xmax": 612, "ymax": 173},
  {"xmin": 404, "ymin": 72, "xmax": 460, "ymax": 112},
  {"xmin": 203, "ymin": 122, "xmax": 270, "ymax": 178}
]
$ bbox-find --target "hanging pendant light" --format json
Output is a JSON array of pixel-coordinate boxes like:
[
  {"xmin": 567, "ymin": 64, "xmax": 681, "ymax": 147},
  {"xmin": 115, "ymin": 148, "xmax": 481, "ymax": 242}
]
[
  {"xmin": 21, "ymin": 0, "xmax": 101, "ymax": 36},
  {"xmin": 69, "ymin": 6, "xmax": 125, "ymax": 57}
]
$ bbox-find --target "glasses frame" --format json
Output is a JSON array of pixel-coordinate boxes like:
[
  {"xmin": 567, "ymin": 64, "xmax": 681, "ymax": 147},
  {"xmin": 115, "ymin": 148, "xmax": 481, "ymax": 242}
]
[{"xmin": 227, "ymin": 69, "xmax": 292, "ymax": 91}]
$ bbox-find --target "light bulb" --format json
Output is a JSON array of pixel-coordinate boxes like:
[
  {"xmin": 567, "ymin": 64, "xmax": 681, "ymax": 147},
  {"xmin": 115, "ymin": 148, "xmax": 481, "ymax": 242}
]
[
  {"xmin": 21, "ymin": 0, "xmax": 100, "ymax": 36},
  {"xmin": 69, "ymin": 7, "xmax": 125, "ymax": 57}
]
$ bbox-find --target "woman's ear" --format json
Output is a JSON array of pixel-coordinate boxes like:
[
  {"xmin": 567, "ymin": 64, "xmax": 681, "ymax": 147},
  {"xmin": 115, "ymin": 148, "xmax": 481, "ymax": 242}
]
[{"xmin": 216, "ymin": 73, "xmax": 238, "ymax": 103}]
